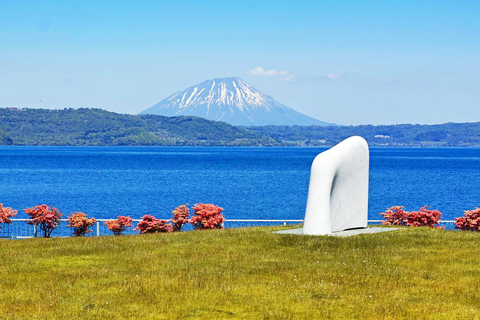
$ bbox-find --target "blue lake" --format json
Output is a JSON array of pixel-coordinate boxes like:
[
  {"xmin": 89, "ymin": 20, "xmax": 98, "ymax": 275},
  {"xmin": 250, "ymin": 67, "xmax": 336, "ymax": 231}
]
[{"xmin": 0, "ymin": 147, "xmax": 479, "ymax": 221}]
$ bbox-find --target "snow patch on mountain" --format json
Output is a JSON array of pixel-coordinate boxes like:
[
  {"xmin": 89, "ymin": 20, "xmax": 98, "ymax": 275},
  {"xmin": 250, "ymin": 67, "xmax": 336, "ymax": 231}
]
[{"xmin": 140, "ymin": 77, "xmax": 333, "ymax": 126}]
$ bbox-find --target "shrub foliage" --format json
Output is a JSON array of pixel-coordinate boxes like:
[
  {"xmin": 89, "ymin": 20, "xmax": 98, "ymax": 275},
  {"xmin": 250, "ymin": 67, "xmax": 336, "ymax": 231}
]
[
  {"xmin": 190, "ymin": 203, "xmax": 225, "ymax": 230},
  {"xmin": 24, "ymin": 204, "xmax": 62, "ymax": 238},
  {"xmin": 454, "ymin": 208, "xmax": 480, "ymax": 231},
  {"xmin": 67, "ymin": 212, "xmax": 96, "ymax": 236},
  {"xmin": 0, "ymin": 203, "xmax": 17, "ymax": 229},
  {"xmin": 171, "ymin": 205, "xmax": 190, "ymax": 232},
  {"xmin": 381, "ymin": 206, "xmax": 442, "ymax": 228},
  {"xmin": 105, "ymin": 215, "xmax": 133, "ymax": 235},
  {"xmin": 135, "ymin": 214, "xmax": 172, "ymax": 234},
  {"xmin": 405, "ymin": 206, "xmax": 442, "ymax": 228},
  {"xmin": 3, "ymin": 202, "xmax": 225, "ymax": 237},
  {"xmin": 380, "ymin": 206, "xmax": 408, "ymax": 226}
]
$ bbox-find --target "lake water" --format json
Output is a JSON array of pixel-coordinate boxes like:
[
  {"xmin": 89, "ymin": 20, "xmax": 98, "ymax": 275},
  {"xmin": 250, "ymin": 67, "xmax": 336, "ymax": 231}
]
[{"xmin": 0, "ymin": 147, "xmax": 479, "ymax": 221}]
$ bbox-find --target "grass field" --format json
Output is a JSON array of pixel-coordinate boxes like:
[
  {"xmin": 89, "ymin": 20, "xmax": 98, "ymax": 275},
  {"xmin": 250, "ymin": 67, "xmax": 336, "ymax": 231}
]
[{"xmin": 1, "ymin": 225, "xmax": 480, "ymax": 319}]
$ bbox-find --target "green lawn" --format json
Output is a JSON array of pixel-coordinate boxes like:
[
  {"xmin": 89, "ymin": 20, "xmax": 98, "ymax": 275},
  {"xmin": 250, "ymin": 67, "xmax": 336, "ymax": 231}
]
[{"xmin": 1, "ymin": 226, "xmax": 479, "ymax": 319}]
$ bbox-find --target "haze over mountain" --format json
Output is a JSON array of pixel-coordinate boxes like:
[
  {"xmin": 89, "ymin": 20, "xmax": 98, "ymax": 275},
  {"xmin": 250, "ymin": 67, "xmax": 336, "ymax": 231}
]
[{"xmin": 140, "ymin": 77, "xmax": 333, "ymax": 126}]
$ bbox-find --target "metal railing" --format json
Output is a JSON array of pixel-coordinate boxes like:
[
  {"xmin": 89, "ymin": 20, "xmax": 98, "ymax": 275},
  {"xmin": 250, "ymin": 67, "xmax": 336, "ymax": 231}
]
[
  {"xmin": 0, "ymin": 219, "xmax": 142, "ymax": 239},
  {"xmin": 223, "ymin": 219, "xmax": 303, "ymax": 229},
  {"xmin": 0, "ymin": 219, "xmax": 459, "ymax": 239}
]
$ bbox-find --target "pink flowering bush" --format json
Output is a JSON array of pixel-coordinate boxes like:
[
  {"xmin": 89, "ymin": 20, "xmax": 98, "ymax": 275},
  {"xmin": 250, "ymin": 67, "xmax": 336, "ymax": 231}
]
[
  {"xmin": 380, "ymin": 206, "xmax": 408, "ymax": 226},
  {"xmin": 0, "ymin": 203, "xmax": 17, "ymax": 229},
  {"xmin": 105, "ymin": 215, "xmax": 133, "ymax": 235},
  {"xmin": 131, "ymin": 203, "xmax": 225, "ymax": 235},
  {"xmin": 454, "ymin": 208, "xmax": 480, "ymax": 231},
  {"xmin": 171, "ymin": 204, "xmax": 190, "ymax": 232},
  {"xmin": 67, "ymin": 212, "xmax": 96, "ymax": 236},
  {"xmin": 135, "ymin": 214, "xmax": 172, "ymax": 234},
  {"xmin": 380, "ymin": 206, "xmax": 442, "ymax": 228},
  {"xmin": 189, "ymin": 203, "xmax": 225, "ymax": 230},
  {"xmin": 25, "ymin": 204, "xmax": 62, "ymax": 238},
  {"xmin": 405, "ymin": 206, "xmax": 442, "ymax": 228}
]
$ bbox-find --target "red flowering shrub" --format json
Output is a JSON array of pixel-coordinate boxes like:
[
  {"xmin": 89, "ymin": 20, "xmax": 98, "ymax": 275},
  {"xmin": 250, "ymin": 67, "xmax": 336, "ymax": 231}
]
[
  {"xmin": 67, "ymin": 212, "xmax": 96, "ymax": 236},
  {"xmin": 105, "ymin": 215, "xmax": 133, "ymax": 235},
  {"xmin": 380, "ymin": 206, "xmax": 442, "ymax": 228},
  {"xmin": 454, "ymin": 208, "xmax": 480, "ymax": 231},
  {"xmin": 25, "ymin": 204, "xmax": 62, "ymax": 238},
  {"xmin": 189, "ymin": 203, "xmax": 225, "ymax": 230},
  {"xmin": 135, "ymin": 214, "xmax": 172, "ymax": 234},
  {"xmin": 380, "ymin": 206, "xmax": 408, "ymax": 226},
  {"xmin": 406, "ymin": 206, "xmax": 442, "ymax": 228},
  {"xmin": 0, "ymin": 203, "xmax": 17, "ymax": 229},
  {"xmin": 171, "ymin": 204, "xmax": 190, "ymax": 232}
]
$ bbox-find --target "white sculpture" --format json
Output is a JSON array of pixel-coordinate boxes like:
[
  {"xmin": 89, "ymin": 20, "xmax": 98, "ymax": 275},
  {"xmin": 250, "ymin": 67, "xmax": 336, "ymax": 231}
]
[{"xmin": 302, "ymin": 136, "xmax": 369, "ymax": 235}]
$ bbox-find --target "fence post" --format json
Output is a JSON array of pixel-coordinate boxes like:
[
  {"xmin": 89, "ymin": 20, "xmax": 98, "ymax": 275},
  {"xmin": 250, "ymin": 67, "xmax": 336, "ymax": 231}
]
[
  {"xmin": 284, "ymin": 221, "xmax": 286, "ymax": 226},
  {"xmin": 33, "ymin": 223, "xmax": 37, "ymax": 238},
  {"xmin": 96, "ymin": 221, "xmax": 100, "ymax": 237}
]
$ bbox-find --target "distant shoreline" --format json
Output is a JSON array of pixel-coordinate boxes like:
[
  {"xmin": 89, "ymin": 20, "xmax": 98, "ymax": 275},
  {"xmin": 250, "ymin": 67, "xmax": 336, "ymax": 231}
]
[
  {"xmin": 1, "ymin": 107, "xmax": 480, "ymax": 147},
  {"xmin": 1, "ymin": 144, "xmax": 480, "ymax": 149}
]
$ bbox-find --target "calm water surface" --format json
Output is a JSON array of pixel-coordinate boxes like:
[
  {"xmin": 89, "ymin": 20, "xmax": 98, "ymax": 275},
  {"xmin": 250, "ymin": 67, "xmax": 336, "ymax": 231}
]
[{"xmin": 0, "ymin": 147, "xmax": 479, "ymax": 221}]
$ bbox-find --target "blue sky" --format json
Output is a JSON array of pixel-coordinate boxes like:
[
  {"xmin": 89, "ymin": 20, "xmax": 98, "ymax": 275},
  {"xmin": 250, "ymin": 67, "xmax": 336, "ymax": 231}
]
[{"xmin": 1, "ymin": 0, "xmax": 479, "ymax": 125}]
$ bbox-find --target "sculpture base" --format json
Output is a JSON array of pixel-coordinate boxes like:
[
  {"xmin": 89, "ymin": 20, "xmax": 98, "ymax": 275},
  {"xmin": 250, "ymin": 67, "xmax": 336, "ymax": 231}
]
[{"xmin": 275, "ymin": 227, "xmax": 401, "ymax": 237}]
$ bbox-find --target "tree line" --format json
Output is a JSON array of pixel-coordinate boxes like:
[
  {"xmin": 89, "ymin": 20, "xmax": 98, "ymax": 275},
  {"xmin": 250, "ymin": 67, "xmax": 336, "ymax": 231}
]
[{"xmin": 1, "ymin": 108, "xmax": 480, "ymax": 147}]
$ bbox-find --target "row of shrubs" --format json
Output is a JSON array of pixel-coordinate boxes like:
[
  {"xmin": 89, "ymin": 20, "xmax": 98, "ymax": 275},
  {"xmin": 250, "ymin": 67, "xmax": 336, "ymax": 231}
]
[
  {"xmin": 0, "ymin": 203, "xmax": 225, "ymax": 238},
  {"xmin": 380, "ymin": 205, "xmax": 480, "ymax": 231}
]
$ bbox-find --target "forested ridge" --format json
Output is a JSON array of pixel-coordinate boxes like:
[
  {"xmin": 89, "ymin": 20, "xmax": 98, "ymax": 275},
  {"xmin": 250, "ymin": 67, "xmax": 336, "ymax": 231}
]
[
  {"xmin": 248, "ymin": 122, "xmax": 480, "ymax": 147},
  {"xmin": 1, "ymin": 108, "xmax": 480, "ymax": 147},
  {"xmin": 0, "ymin": 108, "xmax": 275, "ymax": 146}
]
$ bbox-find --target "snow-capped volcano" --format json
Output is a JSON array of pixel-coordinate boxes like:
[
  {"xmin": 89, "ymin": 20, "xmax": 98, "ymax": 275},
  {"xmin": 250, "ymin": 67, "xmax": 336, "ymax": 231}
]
[{"xmin": 140, "ymin": 77, "xmax": 332, "ymax": 126}]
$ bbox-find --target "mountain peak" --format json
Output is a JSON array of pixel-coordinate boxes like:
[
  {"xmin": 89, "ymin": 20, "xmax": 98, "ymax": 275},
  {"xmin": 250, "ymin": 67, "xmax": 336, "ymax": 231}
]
[{"xmin": 140, "ymin": 78, "xmax": 333, "ymax": 126}]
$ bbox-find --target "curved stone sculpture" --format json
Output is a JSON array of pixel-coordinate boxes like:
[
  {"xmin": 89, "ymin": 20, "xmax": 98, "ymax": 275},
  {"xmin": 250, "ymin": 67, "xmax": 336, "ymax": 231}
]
[{"xmin": 303, "ymin": 136, "xmax": 369, "ymax": 235}]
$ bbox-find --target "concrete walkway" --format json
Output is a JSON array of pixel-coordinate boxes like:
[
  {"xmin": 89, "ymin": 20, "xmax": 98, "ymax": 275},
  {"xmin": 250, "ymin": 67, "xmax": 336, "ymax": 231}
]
[{"xmin": 275, "ymin": 227, "xmax": 401, "ymax": 237}]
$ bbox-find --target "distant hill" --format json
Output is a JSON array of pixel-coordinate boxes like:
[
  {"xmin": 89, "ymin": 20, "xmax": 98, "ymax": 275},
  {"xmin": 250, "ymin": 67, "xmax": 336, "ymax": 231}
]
[
  {"xmin": 0, "ymin": 108, "xmax": 275, "ymax": 146},
  {"xmin": 1, "ymin": 108, "xmax": 480, "ymax": 147},
  {"xmin": 248, "ymin": 123, "xmax": 480, "ymax": 147},
  {"xmin": 0, "ymin": 128, "xmax": 12, "ymax": 145},
  {"xmin": 140, "ymin": 77, "xmax": 333, "ymax": 126}
]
